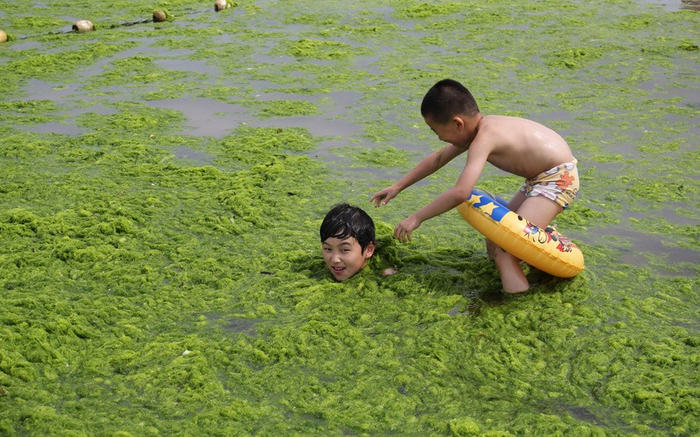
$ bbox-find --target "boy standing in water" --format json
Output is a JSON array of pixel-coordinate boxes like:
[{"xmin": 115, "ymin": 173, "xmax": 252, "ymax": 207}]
[{"xmin": 371, "ymin": 79, "xmax": 579, "ymax": 293}]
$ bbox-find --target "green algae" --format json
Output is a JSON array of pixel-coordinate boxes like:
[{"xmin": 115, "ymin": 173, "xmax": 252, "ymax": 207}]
[
  {"xmin": 1, "ymin": 0, "xmax": 699, "ymax": 435},
  {"xmin": 288, "ymin": 38, "xmax": 356, "ymax": 60},
  {"xmin": 546, "ymin": 47, "xmax": 605, "ymax": 69},
  {"xmin": 398, "ymin": 2, "xmax": 467, "ymax": 19},
  {"xmin": 84, "ymin": 56, "xmax": 199, "ymax": 90},
  {"xmin": 332, "ymin": 145, "xmax": 417, "ymax": 168},
  {"xmin": 256, "ymin": 99, "xmax": 321, "ymax": 118},
  {"xmin": 76, "ymin": 103, "xmax": 187, "ymax": 136},
  {"xmin": 0, "ymin": 100, "xmax": 60, "ymax": 114},
  {"xmin": 0, "ymin": 99, "xmax": 64, "ymax": 127},
  {"xmin": 1, "ymin": 41, "xmax": 139, "ymax": 97}
]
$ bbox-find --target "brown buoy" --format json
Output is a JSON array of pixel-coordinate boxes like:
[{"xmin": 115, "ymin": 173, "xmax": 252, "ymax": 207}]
[
  {"xmin": 153, "ymin": 10, "xmax": 168, "ymax": 22},
  {"xmin": 0, "ymin": 30, "xmax": 7, "ymax": 43}
]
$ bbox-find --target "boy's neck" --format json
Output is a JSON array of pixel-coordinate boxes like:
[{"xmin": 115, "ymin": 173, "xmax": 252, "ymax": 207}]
[{"xmin": 461, "ymin": 113, "xmax": 483, "ymax": 146}]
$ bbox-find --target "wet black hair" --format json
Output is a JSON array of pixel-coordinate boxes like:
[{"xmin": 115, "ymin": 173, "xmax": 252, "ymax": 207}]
[
  {"xmin": 420, "ymin": 78, "xmax": 480, "ymax": 124},
  {"xmin": 320, "ymin": 203, "xmax": 376, "ymax": 253}
]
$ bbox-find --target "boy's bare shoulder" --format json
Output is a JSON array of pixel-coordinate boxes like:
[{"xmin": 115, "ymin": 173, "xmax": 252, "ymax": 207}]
[
  {"xmin": 480, "ymin": 114, "xmax": 533, "ymax": 130},
  {"xmin": 473, "ymin": 115, "xmax": 535, "ymax": 148},
  {"xmin": 475, "ymin": 115, "xmax": 573, "ymax": 177},
  {"xmin": 479, "ymin": 114, "xmax": 567, "ymax": 145}
]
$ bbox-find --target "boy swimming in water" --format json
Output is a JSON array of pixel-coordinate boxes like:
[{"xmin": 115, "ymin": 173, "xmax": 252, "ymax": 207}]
[
  {"xmin": 320, "ymin": 204, "xmax": 376, "ymax": 282},
  {"xmin": 371, "ymin": 78, "xmax": 579, "ymax": 293}
]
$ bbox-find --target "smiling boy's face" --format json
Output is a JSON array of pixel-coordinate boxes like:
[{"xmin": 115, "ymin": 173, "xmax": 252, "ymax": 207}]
[{"xmin": 322, "ymin": 236, "xmax": 375, "ymax": 282}]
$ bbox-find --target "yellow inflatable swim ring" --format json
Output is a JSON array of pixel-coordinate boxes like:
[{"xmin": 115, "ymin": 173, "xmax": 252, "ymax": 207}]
[{"xmin": 456, "ymin": 189, "xmax": 584, "ymax": 278}]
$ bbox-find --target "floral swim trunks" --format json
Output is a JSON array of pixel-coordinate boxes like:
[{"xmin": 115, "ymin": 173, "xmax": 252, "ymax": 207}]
[{"xmin": 520, "ymin": 159, "xmax": 579, "ymax": 210}]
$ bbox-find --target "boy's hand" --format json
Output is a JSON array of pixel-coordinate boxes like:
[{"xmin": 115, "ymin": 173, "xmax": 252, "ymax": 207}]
[
  {"xmin": 394, "ymin": 215, "xmax": 421, "ymax": 242},
  {"xmin": 371, "ymin": 186, "xmax": 399, "ymax": 207}
]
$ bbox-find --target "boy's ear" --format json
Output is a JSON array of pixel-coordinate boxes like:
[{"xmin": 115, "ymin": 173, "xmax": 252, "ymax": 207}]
[
  {"xmin": 363, "ymin": 242, "xmax": 376, "ymax": 258},
  {"xmin": 452, "ymin": 116, "xmax": 466, "ymax": 130}
]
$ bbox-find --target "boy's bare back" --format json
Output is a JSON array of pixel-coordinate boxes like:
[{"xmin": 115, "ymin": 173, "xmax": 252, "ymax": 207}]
[{"xmin": 469, "ymin": 115, "xmax": 574, "ymax": 180}]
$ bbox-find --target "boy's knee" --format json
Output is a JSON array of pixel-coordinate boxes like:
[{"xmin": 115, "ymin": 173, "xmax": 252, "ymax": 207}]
[
  {"xmin": 492, "ymin": 246, "xmax": 508, "ymax": 262},
  {"xmin": 489, "ymin": 243, "xmax": 510, "ymax": 261},
  {"xmin": 485, "ymin": 238, "xmax": 498, "ymax": 260}
]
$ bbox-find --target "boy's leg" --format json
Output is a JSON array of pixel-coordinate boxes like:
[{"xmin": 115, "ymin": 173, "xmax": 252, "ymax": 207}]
[
  {"xmin": 486, "ymin": 239, "xmax": 497, "ymax": 260},
  {"xmin": 494, "ymin": 194, "xmax": 561, "ymax": 293},
  {"xmin": 494, "ymin": 247, "xmax": 529, "ymax": 292},
  {"xmin": 515, "ymin": 195, "xmax": 561, "ymax": 230}
]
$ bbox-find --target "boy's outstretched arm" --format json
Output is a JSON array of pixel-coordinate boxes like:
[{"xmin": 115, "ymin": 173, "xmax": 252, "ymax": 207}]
[
  {"xmin": 371, "ymin": 145, "xmax": 465, "ymax": 207},
  {"xmin": 394, "ymin": 153, "xmax": 486, "ymax": 242}
]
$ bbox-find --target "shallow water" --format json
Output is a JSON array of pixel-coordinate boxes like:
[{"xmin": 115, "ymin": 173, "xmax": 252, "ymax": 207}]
[{"xmin": 0, "ymin": 0, "xmax": 698, "ymax": 435}]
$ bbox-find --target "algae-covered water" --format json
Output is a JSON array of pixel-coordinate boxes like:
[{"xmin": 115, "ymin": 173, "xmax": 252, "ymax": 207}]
[{"xmin": 1, "ymin": 0, "xmax": 698, "ymax": 435}]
